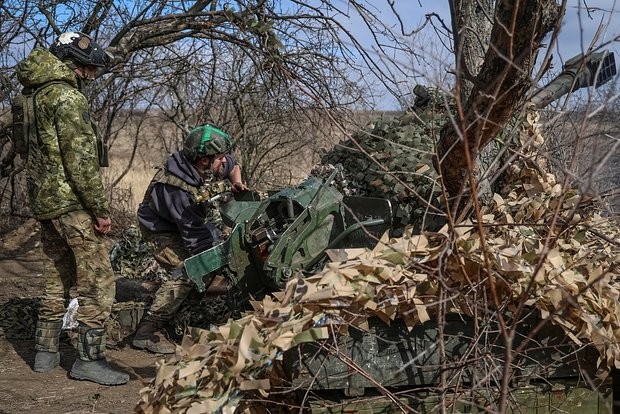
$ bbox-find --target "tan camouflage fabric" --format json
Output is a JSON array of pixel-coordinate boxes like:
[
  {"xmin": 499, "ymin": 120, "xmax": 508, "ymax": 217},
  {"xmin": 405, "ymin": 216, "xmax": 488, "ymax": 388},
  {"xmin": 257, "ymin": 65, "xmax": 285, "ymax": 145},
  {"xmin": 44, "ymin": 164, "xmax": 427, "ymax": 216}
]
[
  {"xmin": 39, "ymin": 210, "xmax": 115, "ymax": 328},
  {"xmin": 16, "ymin": 47, "xmax": 109, "ymax": 220},
  {"xmin": 139, "ymin": 224, "xmax": 189, "ymax": 270},
  {"xmin": 146, "ymin": 279, "xmax": 193, "ymax": 323}
]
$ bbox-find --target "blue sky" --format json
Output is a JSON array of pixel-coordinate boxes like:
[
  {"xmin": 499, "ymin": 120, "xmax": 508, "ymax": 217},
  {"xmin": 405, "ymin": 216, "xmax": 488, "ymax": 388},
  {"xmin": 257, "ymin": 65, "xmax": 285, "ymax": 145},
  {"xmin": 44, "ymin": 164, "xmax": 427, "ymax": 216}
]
[
  {"xmin": 331, "ymin": 0, "xmax": 620, "ymax": 109},
  {"xmin": 387, "ymin": 0, "xmax": 620, "ymax": 58}
]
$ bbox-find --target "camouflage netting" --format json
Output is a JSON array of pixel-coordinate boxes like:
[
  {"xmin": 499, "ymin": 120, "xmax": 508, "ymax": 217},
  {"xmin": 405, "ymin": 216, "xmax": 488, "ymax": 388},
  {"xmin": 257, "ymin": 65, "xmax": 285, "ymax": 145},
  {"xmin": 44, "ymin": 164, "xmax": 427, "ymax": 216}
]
[
  {"xmin": 110, "ymin": 225, "xmax": 247, "ymax": 336},
  {"xmin": 134, "ymin": 106, "xmax": 620, "ymax": 413},
  {"xmin": 110, "ymin": 226, "xmax": 168, "ymax": 281},
  {"xmin": 0, "ymin": 297, "xmax": 41, "ymax": 339},
  {"xmin": 317, "ymin": 87, "xmax": 453, "ymax": 233}
]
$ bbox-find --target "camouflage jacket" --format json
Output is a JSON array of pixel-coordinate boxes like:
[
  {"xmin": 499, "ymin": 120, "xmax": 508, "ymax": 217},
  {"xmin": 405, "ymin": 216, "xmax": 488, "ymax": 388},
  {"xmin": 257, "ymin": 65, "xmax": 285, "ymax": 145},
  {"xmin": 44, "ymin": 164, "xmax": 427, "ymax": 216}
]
[{"xmin": 16, "ymin": 47, "xmax": 109, "ymax": 220}]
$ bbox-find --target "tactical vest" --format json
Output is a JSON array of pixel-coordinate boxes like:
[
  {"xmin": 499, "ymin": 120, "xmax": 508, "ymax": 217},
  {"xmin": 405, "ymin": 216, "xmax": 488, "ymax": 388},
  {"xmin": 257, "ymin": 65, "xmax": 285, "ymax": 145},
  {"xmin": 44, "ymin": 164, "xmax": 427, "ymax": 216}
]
[
  {"xmin": 12, "ymin": 81, "xmax": 66, "ymax": 160},
  {"xmin": 142, "ymin": 167, "xmax": 201, "ymax": 207},
  {"xmin": 12, "ymin": 80, "xmax": 108, "ymax": 167},
  {"xmin": 142, "ymin": 166, "xmax": 230, "ymax": 208}
]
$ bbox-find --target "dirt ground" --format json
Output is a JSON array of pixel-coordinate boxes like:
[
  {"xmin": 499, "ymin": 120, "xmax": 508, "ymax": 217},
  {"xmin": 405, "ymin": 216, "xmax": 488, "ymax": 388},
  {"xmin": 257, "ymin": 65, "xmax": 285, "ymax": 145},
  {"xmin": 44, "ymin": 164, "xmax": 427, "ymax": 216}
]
[{"xmin": 0, "ymin": 220, "xmax": 162, "ymax": 414}]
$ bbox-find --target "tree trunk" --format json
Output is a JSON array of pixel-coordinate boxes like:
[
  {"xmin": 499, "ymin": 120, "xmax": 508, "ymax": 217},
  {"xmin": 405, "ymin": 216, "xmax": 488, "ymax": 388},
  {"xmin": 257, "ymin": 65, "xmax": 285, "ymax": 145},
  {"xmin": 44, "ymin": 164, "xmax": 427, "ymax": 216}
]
[
  {"xmin": 436, "ymin": 0, "xmax": 561, "ymax": 198},
  {"xmin": 449, "ymin": 0, "xmax": 495, "ymax": 101},
  {"xmin": 450, "ymin": 0, "xmax": 497, "ymax": 203}
]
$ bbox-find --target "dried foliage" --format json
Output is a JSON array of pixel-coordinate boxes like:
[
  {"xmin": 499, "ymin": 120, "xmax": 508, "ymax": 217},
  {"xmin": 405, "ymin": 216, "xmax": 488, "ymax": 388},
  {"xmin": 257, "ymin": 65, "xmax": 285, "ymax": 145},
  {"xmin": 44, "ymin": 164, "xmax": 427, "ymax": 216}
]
[{"xmin": 135, "ymin": 109, "xmax": 620, "ymax": 413}]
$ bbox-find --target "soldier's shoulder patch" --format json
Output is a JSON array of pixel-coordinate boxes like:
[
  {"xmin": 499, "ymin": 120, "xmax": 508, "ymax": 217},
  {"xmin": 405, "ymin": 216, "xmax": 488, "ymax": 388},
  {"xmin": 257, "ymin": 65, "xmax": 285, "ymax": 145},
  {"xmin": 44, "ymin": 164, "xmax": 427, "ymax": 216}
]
[{"xmin": 82, "ymin": 111, "xmax": 91, "ymax": 124}]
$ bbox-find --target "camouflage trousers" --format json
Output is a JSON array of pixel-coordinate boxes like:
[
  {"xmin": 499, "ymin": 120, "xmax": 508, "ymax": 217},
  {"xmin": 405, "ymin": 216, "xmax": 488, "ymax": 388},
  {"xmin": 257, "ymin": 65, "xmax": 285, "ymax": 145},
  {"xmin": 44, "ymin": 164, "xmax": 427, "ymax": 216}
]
[
  {"xmin": 139, "ymin": 225, "xmax": 193, "ymax": 323},
  {"xmin": 39, "ymin": 210, "xmax": 115, "ymax": 329}
]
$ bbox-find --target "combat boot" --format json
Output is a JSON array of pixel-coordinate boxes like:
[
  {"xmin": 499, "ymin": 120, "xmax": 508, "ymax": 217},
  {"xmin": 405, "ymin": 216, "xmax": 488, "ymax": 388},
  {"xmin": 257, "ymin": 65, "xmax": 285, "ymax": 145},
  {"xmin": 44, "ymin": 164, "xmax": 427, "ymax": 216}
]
[
  {"xmin": 69, "ymin": 324, "xmax": 129, "ymax": 386},
  {"xmin": 132, "ymin": 319, "xmax": 176, "ymax": 354},
  {"xmin": 33, "ymin": 320, "xmax": 62, "ymax": 372}
]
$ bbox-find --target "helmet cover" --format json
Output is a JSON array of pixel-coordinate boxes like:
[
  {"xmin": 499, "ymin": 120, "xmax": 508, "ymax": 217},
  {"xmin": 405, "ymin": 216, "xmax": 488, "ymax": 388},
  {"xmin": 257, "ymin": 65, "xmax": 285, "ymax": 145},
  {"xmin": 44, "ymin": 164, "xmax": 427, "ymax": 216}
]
[{"xmin": 183, "ymin": 125, "xmax": 233, "ymax": 161}]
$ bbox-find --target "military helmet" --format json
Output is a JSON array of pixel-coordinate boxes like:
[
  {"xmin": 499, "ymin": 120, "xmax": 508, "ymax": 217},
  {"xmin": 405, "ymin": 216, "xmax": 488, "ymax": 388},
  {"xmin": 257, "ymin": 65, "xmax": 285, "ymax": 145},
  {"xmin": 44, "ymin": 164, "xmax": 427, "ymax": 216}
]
[
  {"xmin": 183, "ymin": 124, "xmax": 233, "ymax": 161},
  {"xmin": 49, "ymin": 32, "xmax": 110, "ymax": 68}
]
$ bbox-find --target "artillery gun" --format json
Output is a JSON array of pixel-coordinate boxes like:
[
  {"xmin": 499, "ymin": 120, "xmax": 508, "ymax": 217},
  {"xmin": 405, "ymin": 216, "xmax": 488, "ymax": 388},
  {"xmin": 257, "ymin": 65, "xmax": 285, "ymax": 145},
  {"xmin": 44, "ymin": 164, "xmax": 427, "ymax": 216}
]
[
  {"xmin": 183, "ymin": 165, "xmax": 393, "ymax": 300},
  {"xmin": 116, "ymin": 51, "xmax": 617, "ymax": 412}
]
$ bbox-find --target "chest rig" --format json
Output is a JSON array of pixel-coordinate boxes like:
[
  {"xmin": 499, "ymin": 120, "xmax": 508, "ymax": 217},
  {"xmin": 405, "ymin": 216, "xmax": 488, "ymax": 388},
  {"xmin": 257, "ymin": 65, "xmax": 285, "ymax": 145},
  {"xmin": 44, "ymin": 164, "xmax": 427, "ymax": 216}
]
[{"xmin": 143, "ymin": 166, "xmax": 231, "ymax": 226}]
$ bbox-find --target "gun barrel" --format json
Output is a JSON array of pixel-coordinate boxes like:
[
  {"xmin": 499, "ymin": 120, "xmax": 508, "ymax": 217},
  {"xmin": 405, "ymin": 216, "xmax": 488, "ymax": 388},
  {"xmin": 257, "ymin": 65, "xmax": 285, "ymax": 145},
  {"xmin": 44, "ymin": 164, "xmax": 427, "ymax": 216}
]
[
  {"xmin": 530, "ymin": 50, "xmax": 616, "ymax": 109},
  {"xmin": 530, "ymin": 72, "xmax": 581, "ymax": 108}
]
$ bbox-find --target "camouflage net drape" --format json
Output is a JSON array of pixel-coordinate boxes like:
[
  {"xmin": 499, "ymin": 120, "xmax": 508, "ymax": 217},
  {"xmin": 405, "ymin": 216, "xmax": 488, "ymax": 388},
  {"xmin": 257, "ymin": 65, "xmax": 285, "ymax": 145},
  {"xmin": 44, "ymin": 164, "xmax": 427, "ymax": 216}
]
[
  {"xmin": 135, "ymin": 107, "xmax": 620, "ymax": 413},
  {"xmin": 319, "ymin": 90, "xmax": 450, "ymax": 232}
]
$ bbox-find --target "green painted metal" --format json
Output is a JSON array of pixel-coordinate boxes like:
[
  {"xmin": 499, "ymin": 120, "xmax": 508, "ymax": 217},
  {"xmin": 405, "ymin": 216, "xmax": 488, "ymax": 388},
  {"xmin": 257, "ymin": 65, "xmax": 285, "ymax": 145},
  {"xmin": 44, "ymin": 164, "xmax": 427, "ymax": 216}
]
[
  {"xmin": 219, "ymin": 191, "xmax": 262, "ymax": 226},
  {"xmin": 183, "ymin": 221, "xmax": 263, "ymax": 297},
  {"xmin": 531, "ymin": 50, "xmax": 616, "ymax": 108},
  {"xmin": 305, "ymin": 382, "xmax": 612, "ymax": 413},
  {"xmin": 184, "ymin": 225, "xmax": 238, "ymax": 292},
  {"xmin": 184, "ymin": 165, "xmax": 393, "ymax": 294},
  {"xmin": 283, "ymin": 315, "xmax": 603, "ymax": 409},
  {"xmin": 259, "ymin": 177, "xmax": 345, "ymax": 288}
]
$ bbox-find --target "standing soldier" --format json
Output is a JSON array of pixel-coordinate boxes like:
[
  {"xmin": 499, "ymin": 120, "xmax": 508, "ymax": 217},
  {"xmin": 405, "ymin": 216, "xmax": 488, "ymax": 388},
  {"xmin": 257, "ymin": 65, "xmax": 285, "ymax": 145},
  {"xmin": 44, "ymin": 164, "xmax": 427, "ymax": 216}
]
[{"xmin": 15, "ymin": 32, "xmax": 129, "ymax": 385}]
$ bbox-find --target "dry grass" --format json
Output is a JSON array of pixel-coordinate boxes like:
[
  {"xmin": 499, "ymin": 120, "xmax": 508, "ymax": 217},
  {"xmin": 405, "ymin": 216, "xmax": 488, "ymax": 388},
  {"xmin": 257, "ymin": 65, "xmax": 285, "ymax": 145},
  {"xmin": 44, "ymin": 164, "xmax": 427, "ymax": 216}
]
[
  {"xmin": 544, "ymin": 110, "xmax": 620, "ymax": 216},
  {"xmin": 99, "ymin": 110, "xmax": 379, "ymax": 215},
  {"xmin": 103, "ymin": 162, "xmax": 157, "ymax": 215},
  {"xmin": 102, "ymin": 115, "xmax": 182, "ymax": 216}
]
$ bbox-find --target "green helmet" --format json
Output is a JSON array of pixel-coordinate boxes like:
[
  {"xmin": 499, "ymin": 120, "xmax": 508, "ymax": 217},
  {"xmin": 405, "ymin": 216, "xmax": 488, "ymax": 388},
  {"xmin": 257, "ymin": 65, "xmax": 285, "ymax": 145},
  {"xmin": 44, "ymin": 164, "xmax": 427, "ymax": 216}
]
[{"xmin": 183, "ymin": 124, "xmax": 233, "ymax": 161}]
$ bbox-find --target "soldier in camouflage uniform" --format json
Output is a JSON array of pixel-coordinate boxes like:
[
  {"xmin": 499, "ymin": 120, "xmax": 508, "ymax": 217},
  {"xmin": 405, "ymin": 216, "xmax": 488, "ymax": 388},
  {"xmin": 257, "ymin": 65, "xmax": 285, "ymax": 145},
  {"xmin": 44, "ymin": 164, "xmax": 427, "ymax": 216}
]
[
  {"xmin": 132, "ymin": 124, "xmax": 248, "ymax": 354},
  {"xmin": 15, "ymin": 32, "xmax": 129, "ymax": 385}
]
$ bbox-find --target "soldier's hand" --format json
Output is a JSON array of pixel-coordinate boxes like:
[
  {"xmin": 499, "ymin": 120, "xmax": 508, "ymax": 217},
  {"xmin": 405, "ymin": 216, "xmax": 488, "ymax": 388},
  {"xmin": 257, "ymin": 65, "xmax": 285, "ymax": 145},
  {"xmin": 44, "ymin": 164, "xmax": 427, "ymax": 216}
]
[
  {"xmin": 94, "ymin": 217, "xmax": 112, "ymax": 235},
  {"xmin": 231, "ymin": 181, "xmax": 249, "ymax": 193}
]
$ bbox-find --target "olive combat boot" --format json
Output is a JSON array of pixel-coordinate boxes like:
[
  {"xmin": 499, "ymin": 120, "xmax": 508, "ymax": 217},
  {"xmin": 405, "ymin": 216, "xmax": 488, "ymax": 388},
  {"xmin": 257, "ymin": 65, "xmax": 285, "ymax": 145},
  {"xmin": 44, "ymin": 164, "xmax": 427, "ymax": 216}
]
[
  {"xmin": 33, "ymin": 320, "xmax": 63, "ymax": 372},
  {"xmin": 132, "ymin": 319, "xmax": 176, "ymax": 354},
  {"xmin": 69, "ymin": 324, "xmax": 129, "ymax": 385}
]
